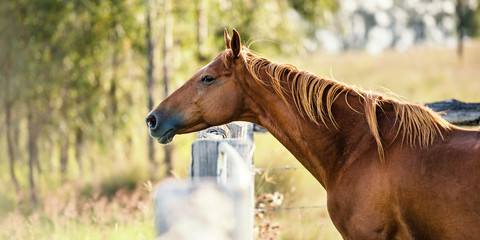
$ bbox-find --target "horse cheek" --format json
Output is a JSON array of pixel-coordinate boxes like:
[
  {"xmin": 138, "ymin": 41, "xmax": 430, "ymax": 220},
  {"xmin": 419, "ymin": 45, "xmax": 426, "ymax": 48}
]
[
  {"xmin": 221, "ymin": 90, "xmax": 244, "ymax": 119},
  {"xmin": 204, "ymin": 91, "xmax": 242, "ymax": 124}
]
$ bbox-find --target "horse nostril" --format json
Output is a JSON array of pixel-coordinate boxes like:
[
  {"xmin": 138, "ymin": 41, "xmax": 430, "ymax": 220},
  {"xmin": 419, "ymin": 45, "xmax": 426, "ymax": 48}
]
[{"xmin": 146, "ymin": 114, "xmax": 157, "ymax": 130}]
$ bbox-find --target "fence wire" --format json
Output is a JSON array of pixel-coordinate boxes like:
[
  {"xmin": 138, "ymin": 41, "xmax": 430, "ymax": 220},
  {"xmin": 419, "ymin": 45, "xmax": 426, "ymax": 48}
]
[
  {"xmin": 255, "ymin": 205, "xmax": 327, "ymax": 212},
  {"xmin": 253, "ymin": 166, "xmax": 306, "ymax": 173}
]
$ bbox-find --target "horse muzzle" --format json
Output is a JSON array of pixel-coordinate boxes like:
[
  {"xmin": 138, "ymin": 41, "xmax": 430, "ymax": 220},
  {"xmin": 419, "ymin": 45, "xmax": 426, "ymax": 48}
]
[{"xmin": 146, "ymin": 110, "xmax": 183, "ymax": 144}]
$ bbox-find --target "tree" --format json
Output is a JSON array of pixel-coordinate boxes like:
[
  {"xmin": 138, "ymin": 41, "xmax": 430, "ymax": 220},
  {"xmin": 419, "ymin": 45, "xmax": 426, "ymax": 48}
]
[
  {"xmin": 2, "ymin": 42, "xmax": 21, "ymax": 196},
  {"xmin": 196, "ymin": 0, "xmax": 208, "ymax": 61},
  {"xmin": 456, "ymin": 0, "xmax": 480, "ymax": 58},
  {"xmin": 146, "ymin": 0, "xmax": 158, "ymax": 177},
  {"xmin": 162, "ymin": 0, "xmax": 174, "ymax": 177}
]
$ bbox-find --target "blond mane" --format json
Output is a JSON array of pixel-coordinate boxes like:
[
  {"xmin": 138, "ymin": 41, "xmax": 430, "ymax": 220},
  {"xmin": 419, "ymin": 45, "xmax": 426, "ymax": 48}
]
[{"xmin": 223, "ymin": 48, "xmax": 452, "ymax": 162}]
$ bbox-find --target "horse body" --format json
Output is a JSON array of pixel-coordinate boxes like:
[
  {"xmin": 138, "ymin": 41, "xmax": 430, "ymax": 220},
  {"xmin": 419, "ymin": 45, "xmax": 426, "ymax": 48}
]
[
  {"xmin": 240, "ymin": 57, "xmax": 480, "ymax": 239},
  {"xmin": 328, "ymin": 128, "xmax": 480, "ymax": 239},
  {"xmin": 146, "ymin": 29, "xmax": 480, "ymax": 239}
]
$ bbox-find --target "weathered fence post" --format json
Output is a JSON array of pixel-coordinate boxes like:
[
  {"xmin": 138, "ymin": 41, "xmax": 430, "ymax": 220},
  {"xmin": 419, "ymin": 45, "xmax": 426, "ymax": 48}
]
[
  {"xmin": 191, "ymin": 122, "xmax": 254, "ymax": 179},
  {"xmin": 154, "ymin": 179, "xmax": 239, "ymax": 240},
  {"xmin": 426, "ymin": 99, "xmax": 480, "ymax": 126},
  {"xmin": 191, "ymin": 121, "xmax": 255, "ymax": 240},
  {"xmin": 153, "ymin": 121, "xmax": 255, "ymax": 240}
]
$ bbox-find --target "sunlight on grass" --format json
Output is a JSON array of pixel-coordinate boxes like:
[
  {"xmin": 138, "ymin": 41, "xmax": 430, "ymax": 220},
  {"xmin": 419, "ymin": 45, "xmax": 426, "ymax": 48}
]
[
  {"xmin": 291, "ymin": 41, "xmax": 480, "ymax": 103},
  {"xmin": 254, "ymin": 133, "xmax": 342, "ymax": 240},
  {"xmin": 1, "ymin": 40, "xmax": 479, "ymax": 240}
]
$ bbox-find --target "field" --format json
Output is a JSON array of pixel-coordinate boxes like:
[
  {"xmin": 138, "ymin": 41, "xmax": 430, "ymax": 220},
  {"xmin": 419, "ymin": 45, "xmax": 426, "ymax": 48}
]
[{"xmin": 1, "ymin": 40, "xmax": 479, "ymax": 240}]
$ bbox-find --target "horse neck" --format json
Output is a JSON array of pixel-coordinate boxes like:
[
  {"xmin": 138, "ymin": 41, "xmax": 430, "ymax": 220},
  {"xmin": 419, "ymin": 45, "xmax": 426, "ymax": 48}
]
[{"xmin": 241, "ymin": 67, "xmax": 373, "ymax": 189}]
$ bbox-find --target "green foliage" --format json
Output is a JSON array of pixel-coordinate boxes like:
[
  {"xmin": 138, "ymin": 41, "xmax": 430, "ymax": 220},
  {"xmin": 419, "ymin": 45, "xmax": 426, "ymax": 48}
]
[
  {"xmin": 287, "ymin": 0, "xmax": 338, "ymax": 24},
  {"xmin": 466, "ymin": 3, "xmax": 480, "ymax": 37}
]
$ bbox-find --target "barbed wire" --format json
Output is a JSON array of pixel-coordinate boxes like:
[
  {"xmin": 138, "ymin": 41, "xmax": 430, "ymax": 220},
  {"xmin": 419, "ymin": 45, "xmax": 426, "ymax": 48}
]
[
  {"xmin": 253, "ymin": 166, "xmax": 306, "ymax": 173},
  {"xmin": 255, "ymin": 205, "xmax": 326, "ymax": 212}
]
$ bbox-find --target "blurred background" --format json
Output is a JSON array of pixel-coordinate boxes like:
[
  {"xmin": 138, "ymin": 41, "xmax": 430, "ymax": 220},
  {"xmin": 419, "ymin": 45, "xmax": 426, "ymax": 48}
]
[{"xmin": 1, "ymin": 0, "xmax": 479, "ymax": 239}]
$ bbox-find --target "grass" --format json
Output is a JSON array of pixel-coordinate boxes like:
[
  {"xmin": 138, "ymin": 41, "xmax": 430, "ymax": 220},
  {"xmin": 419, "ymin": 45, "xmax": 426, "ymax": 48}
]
[
  {"xmin": 290, "ymin": 41, "xmax": 480, "ymax": 103},
  {"xmin": 0, "ymin": 179, "xmax": 155, "ymax": 240},
  {"xmin": 1, "ymin": 40, "xmax": 479, "ymax": 240},
  {"xmin": 253, "ymin": 133, "xmax": 341, "ymax": 240},
  {"xmin": 1, "ymin": 212, "xmax": 153, "ymax": 240},
  {"xmin": 0, "ymin": 160, "xmax": 156, "ymax": 240}
]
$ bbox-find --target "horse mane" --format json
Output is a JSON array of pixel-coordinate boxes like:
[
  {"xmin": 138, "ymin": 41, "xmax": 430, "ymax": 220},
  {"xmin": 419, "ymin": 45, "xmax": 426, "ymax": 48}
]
[{"xmin": 222, "ymin": 48, "xmax": 452, "ymax": 162}]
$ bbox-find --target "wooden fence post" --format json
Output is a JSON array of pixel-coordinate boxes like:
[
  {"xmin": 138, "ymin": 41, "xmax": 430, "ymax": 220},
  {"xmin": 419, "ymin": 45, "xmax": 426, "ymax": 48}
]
[
  {"xmin": 426, "ymin": 99, "xmax": 480, "ymax": 126},
  {"xmin": 154, "ymin": 122, "xmax": 255, "ymax": 240},
  {"xmin": 153, "ymin": 179, "xmax": 240, "ymax": 239},
  {"xmin": 191, "ymin": 121, "xmax": 255, "ymax": 240}
]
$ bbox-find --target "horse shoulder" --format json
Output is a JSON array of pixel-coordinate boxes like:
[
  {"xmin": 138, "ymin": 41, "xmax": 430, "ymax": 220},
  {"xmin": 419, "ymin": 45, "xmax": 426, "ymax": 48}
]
[
  {"xmin": 326, "ymin": 130, "xmax": 480, "ymax": 240},
  {"xmin": 326, "ymin": 153, "xmax": 413, "ymax": 239}
]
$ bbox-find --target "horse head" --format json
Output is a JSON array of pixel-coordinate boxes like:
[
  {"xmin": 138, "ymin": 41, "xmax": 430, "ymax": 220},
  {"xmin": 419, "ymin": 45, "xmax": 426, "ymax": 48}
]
[{"xmin": 146, "ymin": 29, "xmax": 249, "ymax": 144}]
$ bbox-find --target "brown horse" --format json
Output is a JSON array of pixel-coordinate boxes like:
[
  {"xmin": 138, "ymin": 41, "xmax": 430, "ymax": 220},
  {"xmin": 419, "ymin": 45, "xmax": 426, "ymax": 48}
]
[{"xmin": 146, "ymin": 29, "xmax": 480, "ymax": 239}]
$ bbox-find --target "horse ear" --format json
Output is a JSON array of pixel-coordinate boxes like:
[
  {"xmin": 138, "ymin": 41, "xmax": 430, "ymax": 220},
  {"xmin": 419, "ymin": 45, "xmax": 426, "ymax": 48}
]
[
  {"xmin": 224, "ymin": 28, "xmax": 231, "ymax": 49},
  {"xmin": 231, "ymin": 28, "xmax": 242, "ymax": 58}
]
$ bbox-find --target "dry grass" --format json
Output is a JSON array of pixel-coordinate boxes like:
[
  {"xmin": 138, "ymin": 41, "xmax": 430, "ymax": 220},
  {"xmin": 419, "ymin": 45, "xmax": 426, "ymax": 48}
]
[
  {"xmin": 254, "ymin": 134, "xmax": 341, "ymax": 240},
  {"xmin": 1, "ymin": 40, "xmax": 479, "ymax": 240},
  {"xmin": 0, "ymin": 180, "xmax": 155, "ymax": 240},
  {"xmin": 291, "ymin": 41, "xmax": 480, "ymax": 103}
]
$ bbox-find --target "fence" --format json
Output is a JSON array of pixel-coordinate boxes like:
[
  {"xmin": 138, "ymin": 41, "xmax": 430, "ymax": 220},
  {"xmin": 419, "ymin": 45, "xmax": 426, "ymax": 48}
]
[
  {"xmin": 153, "ymin": 99, "xmax": 479, "ymax": 239},
  {"xmin": 425, "ymin": 99, "xmax": 480, "ymax": 126},
  {"xmin": 154, "ymin": 122, "xmax": 255, "ymax": 240}
]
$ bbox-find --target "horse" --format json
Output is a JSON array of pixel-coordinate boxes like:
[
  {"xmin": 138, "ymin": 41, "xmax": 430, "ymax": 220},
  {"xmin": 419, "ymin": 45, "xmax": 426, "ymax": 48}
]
[{"xmin": 146, "ymin": 29, "xmax": 480, "ymax": 239}]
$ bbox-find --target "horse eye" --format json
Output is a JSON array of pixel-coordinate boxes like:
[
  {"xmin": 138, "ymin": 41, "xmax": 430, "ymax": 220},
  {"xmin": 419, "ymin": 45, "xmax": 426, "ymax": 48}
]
[{"xmin": 201, "ymin": 75, "xmax": 215, "ymax": 84}]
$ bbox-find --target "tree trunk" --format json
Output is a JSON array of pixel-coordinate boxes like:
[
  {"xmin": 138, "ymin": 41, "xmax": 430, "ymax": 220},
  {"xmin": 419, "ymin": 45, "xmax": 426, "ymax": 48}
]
[
  {"xmin": 109, "ymin": 15, "xmax": 120, "ymax": 118},
  {"xmin": 3, "ymin": 50, "xmax": 21, "ymax": 195},
  {"xmin": 13, "ymin": 115, "xmax": 21, "ymax": 164},
  {"xmin": 196, "ymin": 0, "xmax": 208, "ymax": 61},
  {"xmin": 34, "ymin": 137, "xmax": 42, "ymax": 175},
  {"xmin": 456, "ymin": 0, "xmax": 466, "ymax": 59},
  {"xmin": 163, "ymin": 0, "xmax": 174, "ymax": 176},
  {"xmin": 146, "ymin": 0, "xmax": 158, "ymax": 178},
  {"xmin": 75, "ymin": 128, "xmax": 84, "ymax": 176},
  {"xmin": 60, "ymin": 129, "xmax": 69, "ymax": 178},
  {"xmin": 59, "ymin": 86, "xmax": 70, "ymax": 177},
  {"xmin": 27, "ymin": 111, "xmax": 38, "ymax": 206},
  {"xmin": 5, "ymin": 99, "xmax": 20, "ymax": 195},
  {"xmin": 109, "ymin": 76, "xmax": 118, "ymax": 116}
]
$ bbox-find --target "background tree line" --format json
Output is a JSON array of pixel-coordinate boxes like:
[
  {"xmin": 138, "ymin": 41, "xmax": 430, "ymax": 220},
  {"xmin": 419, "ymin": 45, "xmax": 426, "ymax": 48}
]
[{"xmin": 0, "ymin": 0, "xmax": 338, "ymax": 209}]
